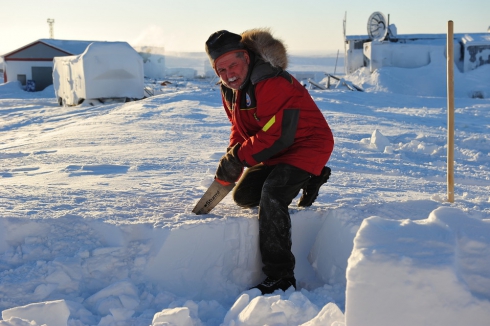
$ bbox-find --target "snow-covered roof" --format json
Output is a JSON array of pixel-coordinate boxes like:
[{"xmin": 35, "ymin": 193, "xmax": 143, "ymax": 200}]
[
  {"xmin": 38, "ymin": 39, "xmax": 97, "ymax": 55},
  {"xmin": 461, "ymin": 33, "xmax": 490, "ymax": 45},
  {"xmin": 346, "ymin": 32, "xmax": 489, "ymax": 43},
  {"xmin": 1, "ymin": 39, "xmax": 98, "ymax": 58},
  {"xmin": 345, "ymin": 35, "xmax": 370, "ymax": 41}
]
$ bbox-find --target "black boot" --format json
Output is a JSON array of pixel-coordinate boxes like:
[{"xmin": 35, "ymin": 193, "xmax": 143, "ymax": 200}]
[
  {"xmin": 298, "ymin": 166, "xmax": 331, "ymax": 207},
  {"xmin": 252, "ymin": 276, "xmax": 296, "ymax": 294}
]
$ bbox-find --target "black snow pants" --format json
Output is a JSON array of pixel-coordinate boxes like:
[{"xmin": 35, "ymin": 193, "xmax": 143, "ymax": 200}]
[{"xmin": 232, "ymin": 163, "xmax": 310, "ymax": 279}]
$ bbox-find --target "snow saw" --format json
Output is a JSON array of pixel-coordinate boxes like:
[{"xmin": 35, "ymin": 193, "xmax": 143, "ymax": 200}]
[{"xmin": 192, "ymin": 179, "xmax": 235, "ymax": 215}]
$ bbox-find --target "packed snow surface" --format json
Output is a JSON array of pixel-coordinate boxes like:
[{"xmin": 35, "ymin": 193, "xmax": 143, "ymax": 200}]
[{"xmin": 0, "ymin": 56, "xmax": 490, "ymax": 325}]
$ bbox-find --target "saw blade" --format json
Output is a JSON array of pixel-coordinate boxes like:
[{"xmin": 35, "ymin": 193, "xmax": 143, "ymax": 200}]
[{"xmin": 192, "ymin": 180, "xmax": 235, "ymax": 215}]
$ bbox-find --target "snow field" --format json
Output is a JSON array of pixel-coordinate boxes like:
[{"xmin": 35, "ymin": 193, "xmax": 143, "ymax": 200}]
[{"xmin": 1, "ymin": 56, "xmax": 490, "ymax": 325}]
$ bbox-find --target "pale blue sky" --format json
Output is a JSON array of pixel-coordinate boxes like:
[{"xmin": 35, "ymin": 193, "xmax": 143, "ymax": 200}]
[{"xmin": 1, "ymin": 0, "xmax": 489, "ymax": 55}]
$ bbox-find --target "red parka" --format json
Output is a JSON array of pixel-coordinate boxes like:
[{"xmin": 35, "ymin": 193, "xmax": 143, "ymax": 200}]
[{"xmin": 221, "ymin": 54, "xmax": 334, "ymax": 176}]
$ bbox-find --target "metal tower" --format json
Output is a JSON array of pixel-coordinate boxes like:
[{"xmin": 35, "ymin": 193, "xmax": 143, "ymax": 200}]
[{"xmin": 47, "ymin": 19, "xmax": 55, "ymax": 39}]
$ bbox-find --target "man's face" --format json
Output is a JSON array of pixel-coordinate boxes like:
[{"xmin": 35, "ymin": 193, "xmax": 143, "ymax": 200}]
[{"xmin": 215, "ymin": 51, "xmax": 250, "ymax": 90}]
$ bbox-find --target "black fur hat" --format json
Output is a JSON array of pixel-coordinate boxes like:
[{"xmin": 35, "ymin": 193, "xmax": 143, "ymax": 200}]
[{"xmin": 205, "ymin": 30, "xmax": 245, "ymax": 67}]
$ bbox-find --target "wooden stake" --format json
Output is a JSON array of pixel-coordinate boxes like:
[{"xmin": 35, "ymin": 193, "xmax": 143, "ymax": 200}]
[{"xmin": 447, "ymin": 21, "xmax": 455, "ymax": 203}]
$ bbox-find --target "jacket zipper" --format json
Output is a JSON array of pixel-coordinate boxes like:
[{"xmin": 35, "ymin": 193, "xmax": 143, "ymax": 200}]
[{"xmin": 233, "ymin": 90, "xmax": 249, "ymax": 141}]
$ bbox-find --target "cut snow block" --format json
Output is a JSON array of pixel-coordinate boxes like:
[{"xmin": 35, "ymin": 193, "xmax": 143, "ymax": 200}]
[
  {"xmin": 1, "ymin": 299, "xmax": 70, "ymax": 326},
  {"xmin": 345, "ymin": 207, "xmax": 490, "ymax": 326},
  {"xmin": 223, "ymin": 293, "xmax": 252, "ymax": 325},
  {"xmin": 152, "ymin": 307, "xmax": 193, "ymax": 326},
  {"xmin": 300, "ymin": 302, "xmax": 345, "ymax": 326},
  {"xmin": 226, "ymin": 292, "xmax": 320, "ymax": 326},
  {"xmin": 84, "ymin": 280, "xmax": 139, "ymax": 315},
  {"xmin": 144, "ymin": 218, "xmax": 262, "ymax": 300},
  {"xmin": 370, "ymin": 129, "xmax": 391, "ymax": 151}
]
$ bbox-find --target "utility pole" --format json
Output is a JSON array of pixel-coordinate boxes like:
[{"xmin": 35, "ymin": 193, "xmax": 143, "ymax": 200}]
[{"xmin": 47, "ymin": 18, "xmax": 55, "ymax": 39}]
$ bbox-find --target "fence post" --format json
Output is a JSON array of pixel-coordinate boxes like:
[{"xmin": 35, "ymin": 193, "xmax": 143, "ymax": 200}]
[{"xmin": 447, "ymin": 20, "xmax": 455, "ymax": 203}]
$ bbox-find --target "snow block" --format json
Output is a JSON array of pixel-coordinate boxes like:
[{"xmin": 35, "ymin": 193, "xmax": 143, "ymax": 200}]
[
  {"xmin": 300, "ymin": 302, "xmax": 345, "ymax": 326},
  {"xmin": 222, "ymin": 292, "xmax": 320, "ymax": 326},
  {"xmin": 370, "ymin": 129, "xmax": 391, "ymax": 151},
  {"xmin": 144, "ymin": 217, "xmax": 262, "ymax": 300},
  {"xmin": 84, "ymin": 280, "xmax": 139, "ymax": 316},
  {"xmin": 345, "ymin": 207, "xmax": 490, "ymax": 326},
  {"xmin": 1, "ymin": 299, "xmax": 70, "ymax": 326},
  {"xmin": 152, "ymin": 307, "xmax": 194, "ymax": 326}
]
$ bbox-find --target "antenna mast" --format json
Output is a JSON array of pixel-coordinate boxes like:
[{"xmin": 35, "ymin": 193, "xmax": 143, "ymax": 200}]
[{"xmin": 47, "ymin": 19, "xmax": 55, "ymax": 39}]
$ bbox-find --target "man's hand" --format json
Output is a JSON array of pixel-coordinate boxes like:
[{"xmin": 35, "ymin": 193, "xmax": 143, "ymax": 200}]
[{"xmin": 215, "ymin": 144, "xmax": 244, "ymax": 183}]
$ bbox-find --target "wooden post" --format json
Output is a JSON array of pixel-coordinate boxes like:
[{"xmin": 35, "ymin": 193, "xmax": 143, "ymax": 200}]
[{"xmin": 447, "ymin": 21, "xmax": 455, "ymax": 203}]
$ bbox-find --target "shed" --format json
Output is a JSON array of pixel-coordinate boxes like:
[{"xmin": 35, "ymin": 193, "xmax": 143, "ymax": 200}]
[
  {"xmin": 2, "ymin": 39, "xmax": 95, "ymax": 91},
  {"xmin": 53, "ymin": 41, "xmax": 144, "ymax": 106}
]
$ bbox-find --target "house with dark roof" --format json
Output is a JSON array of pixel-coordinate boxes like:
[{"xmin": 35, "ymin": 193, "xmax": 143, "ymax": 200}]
[{"xmin": 2, "ymin": 39, "xmax": 95, "ymax": 91}]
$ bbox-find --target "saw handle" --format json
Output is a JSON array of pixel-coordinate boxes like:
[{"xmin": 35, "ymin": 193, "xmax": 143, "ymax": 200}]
[{"xmin": 215, "ymin": 178, "xmax": 232, "ymax": 186}]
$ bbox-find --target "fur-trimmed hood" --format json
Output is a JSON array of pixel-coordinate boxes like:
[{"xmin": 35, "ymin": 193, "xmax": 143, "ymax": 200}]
[{"xmin": 241, "ymin": 28, "xmax": 288, "ymax": 70}]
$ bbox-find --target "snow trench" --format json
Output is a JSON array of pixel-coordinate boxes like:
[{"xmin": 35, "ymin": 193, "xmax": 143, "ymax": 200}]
[{"xmin": 0, "ymin": 209, "xmax": 356, "ymax": 313}]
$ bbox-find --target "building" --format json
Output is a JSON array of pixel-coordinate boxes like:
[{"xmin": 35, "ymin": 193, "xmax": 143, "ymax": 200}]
[
  {"xmin": 2, "ymin": 39, "xmax": 95, "ymax": 91},
  {"xmin": 134, "ymin": 46, "xmax": 166, "ymax": 80},
  {"xmin": 345, "ymin": 33, "xmax": 490, "ymax": 74},
  {"xmin": 344, "ymin": 12, "xmax": 490, "ymax": 74}
]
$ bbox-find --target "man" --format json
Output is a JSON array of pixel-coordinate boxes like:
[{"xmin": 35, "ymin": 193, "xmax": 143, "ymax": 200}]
[{"xmin": 205, "ymin": 28, "xmax": 334, "ymax": 294}]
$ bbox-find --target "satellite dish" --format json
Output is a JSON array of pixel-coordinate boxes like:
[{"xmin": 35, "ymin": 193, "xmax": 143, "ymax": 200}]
[{"xmin": 367, "ymin": 12, "xmax": 388, "ymax": 41}]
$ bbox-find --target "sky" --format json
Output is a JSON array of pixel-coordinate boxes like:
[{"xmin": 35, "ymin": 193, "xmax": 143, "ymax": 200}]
[{"xmin": 1, "ymin": 0, "xmax": 489, "ymax": 56}]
